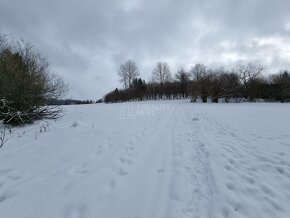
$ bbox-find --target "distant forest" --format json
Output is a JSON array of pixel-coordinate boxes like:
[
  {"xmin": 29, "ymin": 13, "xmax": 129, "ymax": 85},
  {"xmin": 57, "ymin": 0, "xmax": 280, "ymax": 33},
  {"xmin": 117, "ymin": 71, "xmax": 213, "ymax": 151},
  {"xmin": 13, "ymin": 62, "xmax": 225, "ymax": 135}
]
[
  {"xmin": 47, "ymin": 99, "xmax": 95, "ymax": 106},
  {"xmin": 104, "ymin": 60, "xmax": 290, "ymax": 103}
]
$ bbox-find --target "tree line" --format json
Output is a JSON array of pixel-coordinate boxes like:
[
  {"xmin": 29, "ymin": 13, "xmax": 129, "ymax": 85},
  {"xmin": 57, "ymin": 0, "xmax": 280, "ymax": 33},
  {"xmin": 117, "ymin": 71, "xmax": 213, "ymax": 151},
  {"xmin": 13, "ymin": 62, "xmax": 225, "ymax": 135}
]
[
  {"xmin": 104, "ymin": 60, "xmax": 290, "ymax": 103},
  {"xmin": 47, "ymin": 99, "xmax": 95, "ymax": 105}
]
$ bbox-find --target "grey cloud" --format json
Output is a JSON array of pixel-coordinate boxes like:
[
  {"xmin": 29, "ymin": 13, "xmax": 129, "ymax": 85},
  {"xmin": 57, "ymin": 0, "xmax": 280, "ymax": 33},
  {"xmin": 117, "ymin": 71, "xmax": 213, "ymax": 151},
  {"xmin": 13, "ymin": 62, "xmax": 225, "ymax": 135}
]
[{"xmin": 1, "ymin": 0, "xmax": 290, "ymax": 99}]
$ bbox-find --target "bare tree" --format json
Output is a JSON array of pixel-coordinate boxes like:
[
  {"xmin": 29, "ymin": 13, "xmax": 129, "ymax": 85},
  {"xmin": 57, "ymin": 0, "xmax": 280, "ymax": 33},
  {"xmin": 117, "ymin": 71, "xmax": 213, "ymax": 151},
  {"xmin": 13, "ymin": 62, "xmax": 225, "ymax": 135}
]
[
  {"xmin": 219, "ymin": 71, "xmax": 241, "ymax": 101},
  {"xmin": 191, "ymin": 63, "xmax": 207, "ymax": 81},
  {"xmin": 118, "ymin": 60, "xmax": 139, "ymax": 89},
  {"xmin": 190, "ymin": 64, "xmax": 212, "ymax": 102},
  {"xmin": 209, "ymin": 68, "xmax": 224, "ymax": 103},
  {"xmin": 235, "ymin": 63, "xmax": 264, "ymax": 98},
  {"xmin": 175, "ymin": 67, "xmax": 190, "ymax": 98},
  {"xmin": 270, "ymin": 70, "xmax": 290, "ymax": 102},
  {"xmin": 152, "ymin": 62, "xmax": 172, "ymax": 84}
]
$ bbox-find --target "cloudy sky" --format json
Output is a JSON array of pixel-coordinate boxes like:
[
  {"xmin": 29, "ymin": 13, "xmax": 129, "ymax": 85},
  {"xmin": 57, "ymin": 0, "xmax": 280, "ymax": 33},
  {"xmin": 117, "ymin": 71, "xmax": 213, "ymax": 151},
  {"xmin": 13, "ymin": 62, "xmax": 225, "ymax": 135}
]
[{"xmin": 1, "ymin": 0, "xmax": 290, "ymax": 99}]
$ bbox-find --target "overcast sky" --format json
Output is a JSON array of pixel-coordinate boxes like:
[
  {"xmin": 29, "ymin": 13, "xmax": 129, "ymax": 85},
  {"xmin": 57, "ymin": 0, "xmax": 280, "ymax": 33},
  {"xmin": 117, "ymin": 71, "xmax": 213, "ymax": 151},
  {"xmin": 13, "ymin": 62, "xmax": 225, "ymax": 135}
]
[{"xmin": 1, "ymin": 0, "xmax": 290, "ymax": 99}]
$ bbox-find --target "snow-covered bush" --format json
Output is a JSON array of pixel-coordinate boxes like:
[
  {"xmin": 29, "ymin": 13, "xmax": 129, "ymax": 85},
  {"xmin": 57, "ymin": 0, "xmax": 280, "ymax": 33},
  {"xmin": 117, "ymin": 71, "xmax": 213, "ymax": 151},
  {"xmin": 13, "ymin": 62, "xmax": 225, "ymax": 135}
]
[{"xmin": 71, "ymin": 121, "xmax": 78, "ymax": 127}]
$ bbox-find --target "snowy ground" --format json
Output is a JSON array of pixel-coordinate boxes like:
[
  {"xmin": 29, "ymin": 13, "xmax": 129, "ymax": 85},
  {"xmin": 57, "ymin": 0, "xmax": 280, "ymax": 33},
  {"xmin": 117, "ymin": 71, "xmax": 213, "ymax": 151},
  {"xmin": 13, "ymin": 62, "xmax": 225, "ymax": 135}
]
[{"xmin": 1, "ymin": 100, "xmax": 290, "ymax": 218}]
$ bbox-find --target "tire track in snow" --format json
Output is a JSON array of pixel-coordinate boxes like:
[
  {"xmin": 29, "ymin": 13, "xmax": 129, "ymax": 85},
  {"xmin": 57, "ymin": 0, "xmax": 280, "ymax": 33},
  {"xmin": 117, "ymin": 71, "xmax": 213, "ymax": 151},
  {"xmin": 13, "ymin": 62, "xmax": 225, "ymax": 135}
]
[
  {"xmin": 189, "ymin": 107, "xmax": 290, "ymax": 218},
  {"xmin": 130, "ymin": 103, "xmax": 216, "ymax": 218},
  {"xmin": 178, "ymin": 106, "xmax": 215, "ymax": 218},
  {"xmin": 140, "ymin": 107, "xmax": 176, "ymax": 218}
]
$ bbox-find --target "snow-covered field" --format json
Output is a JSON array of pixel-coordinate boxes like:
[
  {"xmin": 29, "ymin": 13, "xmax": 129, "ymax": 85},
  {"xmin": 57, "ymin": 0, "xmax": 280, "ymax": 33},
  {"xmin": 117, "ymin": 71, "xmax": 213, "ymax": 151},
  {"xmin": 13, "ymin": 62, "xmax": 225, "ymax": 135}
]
[{"xmin": 1, "ymin": 100, "xmax": 290, "ymax": 218}]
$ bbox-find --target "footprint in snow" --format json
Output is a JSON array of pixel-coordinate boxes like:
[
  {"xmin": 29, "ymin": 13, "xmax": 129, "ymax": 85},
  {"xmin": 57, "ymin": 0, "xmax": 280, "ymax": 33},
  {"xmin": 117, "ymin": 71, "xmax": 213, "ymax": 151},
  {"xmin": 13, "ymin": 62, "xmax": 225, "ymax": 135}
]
[
  {"xmin": 244, "ymin": 176, "xmax": 255, "ymax": 184},
  {"xmin": 260, "ymin": 184, "xmax": 275, "ymax": 197},
  {"xmin": 225, "ymin": 183, "xmax": 235, "ymax": 191},
  {"xmin": 228, "ymin": 158, "xmax": 235, "ymax": 165},
  {"xmin": 109, "ymin": 178, "xmax": 116, "ymax": 188},
  {"xmin": 7, "ymin": 175, "xmax": 21, "ymax": 181},
  {"xmin": 276, "ymin": 166, "xmax": 285, "ymax": 175},
  {"xmin": 116, "ymin": 167, "xmax": 128, "ymax": 176},
  {"xmin": 224, "ymin": 165, "xmax": 232, "ymax": 171},
  {"xmin": 64, "ymin": 204, "xmax": 87, "ymax": 218},
  {"xmin": 280, "ymin": 142, "xmax": 290, "ymax": 146},
  {"xmin": 0, "ymin": 192, "xmax": 12, "ymax": 203},
  {"xmin": 221, "ymin": 206, "xmax": 230, "ymax": 218},
  {"xmin": 68, "ymin": 164, "xmax": 89, "ymax": 175},
  {"xmin": 0, "ymin": 193, "xmax": 7, "ymax": 203},
  {"xmin": 125, "ymin": 146, "xmax": 134, "ymax": 151},
  {"xmin": 156, "ymin": 169, "xmax": 166, "ymax": 174},
  {"xmin": 118, "ymin": 157, "xmax": 132, "ymax": 165}
]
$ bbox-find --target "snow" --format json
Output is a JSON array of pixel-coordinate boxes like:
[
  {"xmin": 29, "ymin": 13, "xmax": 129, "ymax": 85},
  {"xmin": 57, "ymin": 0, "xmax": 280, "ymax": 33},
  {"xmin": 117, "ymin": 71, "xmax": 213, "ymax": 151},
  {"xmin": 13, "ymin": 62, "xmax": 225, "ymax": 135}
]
[{"xmin": 0, "ymin": 100, "xmax": 290, "ymax": 218}]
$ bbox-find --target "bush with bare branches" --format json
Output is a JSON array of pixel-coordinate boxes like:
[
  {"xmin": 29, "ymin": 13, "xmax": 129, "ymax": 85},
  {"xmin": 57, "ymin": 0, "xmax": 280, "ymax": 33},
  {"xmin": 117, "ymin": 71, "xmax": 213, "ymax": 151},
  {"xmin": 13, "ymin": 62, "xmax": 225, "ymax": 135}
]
[{"xmin": 0, "ymin": 31, "xmax": 67, "ymax": 126}]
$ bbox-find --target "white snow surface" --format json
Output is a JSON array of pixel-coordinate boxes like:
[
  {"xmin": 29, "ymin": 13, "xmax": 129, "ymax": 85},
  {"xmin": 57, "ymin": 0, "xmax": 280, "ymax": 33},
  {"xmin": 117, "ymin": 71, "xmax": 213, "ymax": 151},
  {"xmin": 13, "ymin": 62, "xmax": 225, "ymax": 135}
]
[{"xmin": 1, "ymin": 100, "xmax": 290, "ymax": 218}]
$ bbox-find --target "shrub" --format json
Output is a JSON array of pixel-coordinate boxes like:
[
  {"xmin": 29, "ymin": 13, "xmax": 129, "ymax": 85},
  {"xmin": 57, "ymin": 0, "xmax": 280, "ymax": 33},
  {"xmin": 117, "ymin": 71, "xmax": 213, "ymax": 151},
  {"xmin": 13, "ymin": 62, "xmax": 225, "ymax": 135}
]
[{"xmin": 0, "ymin": 31, "xmax": 67, "ymax": 125}]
